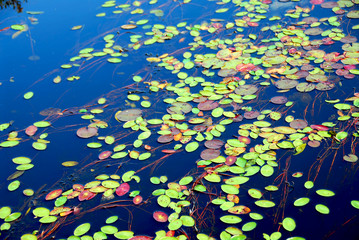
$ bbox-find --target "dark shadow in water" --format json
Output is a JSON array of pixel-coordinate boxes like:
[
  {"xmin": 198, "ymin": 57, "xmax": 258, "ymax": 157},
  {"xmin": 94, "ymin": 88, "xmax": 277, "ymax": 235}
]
[{"xmin": 0, "ymin": 0, "xmax": 27, "ymax": 13}]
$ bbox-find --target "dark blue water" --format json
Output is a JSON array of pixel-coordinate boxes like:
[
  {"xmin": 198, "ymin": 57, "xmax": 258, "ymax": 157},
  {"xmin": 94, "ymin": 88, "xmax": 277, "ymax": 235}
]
[{"xmin": 1, "ymin": 0, "xmax": 359, "ymax": 239}]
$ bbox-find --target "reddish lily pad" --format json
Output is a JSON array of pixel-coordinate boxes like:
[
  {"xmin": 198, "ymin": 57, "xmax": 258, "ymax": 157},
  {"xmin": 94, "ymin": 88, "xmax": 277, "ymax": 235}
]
[
  {"xmin": 45, "ymin": 189, "xmax": 62, "ymax": 200},
  {"xmin": 204, "ymin": 139, "xmax": 224, "ymax": 149},
  {"xmin": 153, "ymin": 211, "xmax": 168, "ymax": 222},
  {"xmin": 25, "ymin": 125, "xmax": 38, "ymax": 136},
  {"xmin": 116, "ymin": 183, "xmax": 130, "ymax": 196},
  {"xmin": 76, "ymin": 127, "xmax": 98, "ymax": 138},
  {"xmin": 289, "ymin": 119, "xmax": 308, "ymax": 129},
  {"xmin": 200, "ymin": 149, "xmax": 220, "ymax": 160},
  {"xmin": 198, "ymin": 100, "xmax": 219, "ymax": 111},
  {"xmin": 157, "ymin": 135, "xmax": 174, "ymax": 143},
  {"xmin": 244, "ymin": 111, "xmax": 260, "ymax": 119},
  {"xmin": 133, "ymin": 195, "xmax": 143, "ymax": 205},
  {"xmin": 78, "ymin": 190, "xmax": 95, "ymax": 201},
  {"xmin": 270, "ymin": 96, "xmax": 288, "ymax": 105},
  {"xmin": 115, "ymin": 109, "xmax": 142, "ymax": 122}
]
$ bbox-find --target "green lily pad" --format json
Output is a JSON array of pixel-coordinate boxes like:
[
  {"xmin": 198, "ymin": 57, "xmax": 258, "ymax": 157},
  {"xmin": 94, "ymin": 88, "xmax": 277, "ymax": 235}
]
[
  {"xmin": 39, "ymin": 215, "xmax": 57, "ymax": 223},
  {"xmin": 255, "ymin": 200, "xmax": 275, "ymax": 208},
  {"xmin": 316, "ymin": 189, "xmax": 335, "ymax": 197},
  {"xmin": 180, "ymin": 215, "xmax": 195, "ymax": 227},
  {"xmin": 242, "ymin": 222, "xmax": 257, "ymax": 232},
  {"xmin": 0, "ymin": 207, "xmax": 11, "ymax": 219},
  {"xmin": 74, "ymin": 223, "xmax": 91, "ymax": 236},
  {"xmin": 248, "ymin": 189, "xmax": 262, "ymax": 199},
  {"xmin": 260, "ymin": 165, "xmax": 274, "ymax": 177},
  {"xmin": 185, "ymin": 141, "xmax": 199, "ymax": 152},
  {"xmin": 24, "ymin": 92, "xmax": 34, "ymax": 100},
  {"xmin": 101, "ymin": 225, "xmax": 118, "ymax": 234},
  {"xmin": 114, "ymin": 231, "xmax": 134, "ymax": 239},
  {"xmin": 350, "ymin": 200, "xmax": 359, "ymax": 209},
  {"xmin": 33, "ymin": 207, "xmax": 50, "ymax": 217},
  {"xmin": 304, "ymin": 181, "xmax": 314, "ymax": 189},
  {"xmin": 315, "ymin": 204, "xmax": 330, "ymax": 214},
  {"xmin": 5, "ymin": 212, "xmax": 21, "ymax": 222},
  {"xmin": 8, "ymin": 180, "xmax": 20, "ymax": 191},
  {"xmin": 293, "ymin": 198, "xmax": 310, "ymax": 207},
  {"xmin": 282, "ymin": 217, "xmax": 296, "ymax": 231},
  {"xmin": 168, "ymin": 219, "xmax": 182, "ymax": 230},
  {"xmin": 220, "ymin": 215, "xmax": 242, "ymax": 224}
]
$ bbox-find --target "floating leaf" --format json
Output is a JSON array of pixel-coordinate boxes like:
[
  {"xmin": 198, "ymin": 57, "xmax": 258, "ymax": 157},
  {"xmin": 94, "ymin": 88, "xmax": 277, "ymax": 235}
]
[
  {"xmin": 282, "ymin": 217, "xmax": 296, "ymax": 232},
  {"xmin": 153, "ymin": 211, "xmax": 168, "ymax": 222},
  {"xmin": 24, "ymin": 92, "xmax": 34, "ymax": 100},
  {"xmin": 315, "ymin": 204, "xmax": 330, "ymax": 214},
  {"xmin": 8, "ymin": 180, "xmax": 20, "ymax": 191},
  {"xmin": 255, "ymin": 200, "xmax": 275, "ymax": 208},
  {"xmin": 294, "ymin": 198, "xmax": 310, "ymax": 207},
  {"xmin": 316, "ymin": 189, "xmax": 335, "ymax": 197},
  {"xmin": 33, "ymin": 207, "xmax": 50, "ymax": 217},
  {"xmin": 185, "ymin": 141, "xmax": 199, "ymax": 152},
  {"xmin": 242, "ymin": 222, "xmax": 256, "ymax": 232},
  {"xmin": 168, "ymin": 219, "xmax": 182, "ymax": 230},
  {"xmin": 351, "ymin": 200, "xmax": 359, "ymax": 209},
  {"xmin": 76, "ymin": 127, "xmax": 98, "ymax": 138},
  {"xmin": 45, "ymin": 189, "xmax": 63, "ymax": 200},
  {"xmin": 220, "ymin": 215, "xmax": 242, "ymax": 224},
  {"xmin": 101, "ymin": 225, "xmax": 118, "ymax": 235},
  {"xmin": 5, "ymin": 212, "xmax": 21, "ymax": 222}
]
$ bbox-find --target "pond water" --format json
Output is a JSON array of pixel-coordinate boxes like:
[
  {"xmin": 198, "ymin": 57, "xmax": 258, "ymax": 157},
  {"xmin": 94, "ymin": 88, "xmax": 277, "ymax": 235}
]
[{"xmin": 0, "ymin": 0, "xmax": 359, "ymax": 239}]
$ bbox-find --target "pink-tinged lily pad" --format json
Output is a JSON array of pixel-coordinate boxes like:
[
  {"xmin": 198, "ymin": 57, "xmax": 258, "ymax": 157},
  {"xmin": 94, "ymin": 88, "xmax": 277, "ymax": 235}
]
[
  {"xmin": 45, "ymin": 189, "xmax": 62, "ymax": 200},
  {"xmin": 233, "ymin": 114, "xmax": 244, "ymax": 122},
  {"xmin": 193, "ymin": 125, "xmax": 207, "ymax": 132},
  {"xmin": 238, "ymin": 136, "xmax": 251, "ymax": 144},
  {"xmin": 310, "ymin": 125, "xmax": 329, "ymax": 131},
  {"xmin": 157, "ymin": 135, "xmax": 174, "ymax": 143},
  {"xmin": 310, "ymin": 0, "xmax": 323, "ymax": 4},
  {"xmin": 200, "ymin": 149, "xmax": 220, "ymax": 160},
  {"xmin": 25, "ymin": 125, "xmax": 38, "ymax": 136},
  {"xmin": 198, "ymin": 100, "xmax": 219, "ymax": 111},
  {"xmin": 343, "ymin": 154, "xmax": 358, "ymax": 163},
  {"xmin": 344, "ymin": 74, "xmax": 355, "ymax": 79},
  {"xmin": 72, "ymin": 184, "xmax": 84, "ymax": 192},
  {"xmin": 308, "ymin": 140, "xmax": 321, "ymax": 148},
  {"xmin": 218, "ymin": 69, "xmax": 237, "ymax": 77},
  {"xmin": 270, "ymin": 96, "xmax": 288, "ymax": 105},
  {"xmin": 336, "ymin": 69, "xmax": 348, "ymax": 76},
  {"xmin": 302, "ymin": 17, "xmax": 318, "ymax": 24},
  {"xmin": 67, "ymin": 191, "xmax": 80, "ymax": 199},
  {"xmin": 99, "ymin": 151, "xmax": 112, "ymax": 160},
  {"xmin": 321, "ymin": 1, "xmax": 338, "ymax": 8},
  {"xmin": 236, "ymin": 64, "xmax": 256, "ymax": 72},
  {"xmin": 228, "ymin": 205, "xmax": 251, "ymax": 214},
  {"xmin": 204, "ymin": 139, "xmax": 224, "ymax": 149},
  {"xmin": 234, "ymin": 85, "xmax": 258, "ymax": 95},
  {"xmin": 274, "ymin": 80, "xmax": 298, "ymax": 90},
  {"xmin": 116, "ymin": 183, "xmax": 130, "ymax": 196},
  {"xmin": 115, "ymin": 109, "xmax": 142, "ymax": 122},
  {"xmin": 305, "ymin": 27, "xmax": 323, "ymax": 36},
  {"xmin": 133, "ymin": 195, "xmax": 143, "ymax": 205},
  {"xmin": 129, "ymin": 236, "xmax": 152, "ymax": 240},
  {"xmin": 244, "ymin": 111, "xmax": 260, "ymax": 119},
  {"xmin": 295, "ymin": 70, "xmax": 309, "ymax": 79},
  {"xmin": 340, "ymin": 36, "xmax": 357, "ymax": 44},
  {"xmin": 316, "ymin": 82, "xmax": 334, "ymax": 91},
  {"xmin": 289, "ymin": 119, "xmax": 308, "ymax": 129},
  {"xmin": 225, "ymin": 156, "xmax": 237, "ymax": 166},
  {"xmin": 153, "ymin": 211, "xmax": 168, "ymax": 222},
  {"xmin": 78, "ymin": 190, "xmax": 95, "ymax": 201},
  {"xmin": 76, "ymin": 127, "xmax": 98, "ymax": 138}
]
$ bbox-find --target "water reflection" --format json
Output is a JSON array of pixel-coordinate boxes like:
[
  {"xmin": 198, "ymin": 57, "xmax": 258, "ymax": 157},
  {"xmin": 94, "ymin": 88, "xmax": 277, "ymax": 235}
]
[{"xmin": 0, "ymin": 0, "xmax": 27, "ymax": 13}]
